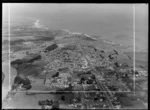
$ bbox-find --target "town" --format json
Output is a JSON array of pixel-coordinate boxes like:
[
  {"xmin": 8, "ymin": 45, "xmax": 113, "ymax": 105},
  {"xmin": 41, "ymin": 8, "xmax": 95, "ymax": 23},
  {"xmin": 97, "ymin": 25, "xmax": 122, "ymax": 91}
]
[
  {"xmin": 7, "ymin": 42, "xmax": 147, "ymax": 109},
  {"xmin": 30, "ymin": 43, "xmax": 148, "ymax": 109}
]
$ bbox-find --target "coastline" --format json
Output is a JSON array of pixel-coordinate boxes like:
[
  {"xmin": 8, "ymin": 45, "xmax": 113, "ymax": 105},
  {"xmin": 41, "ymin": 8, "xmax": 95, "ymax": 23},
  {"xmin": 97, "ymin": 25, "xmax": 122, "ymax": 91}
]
[
  {"xmin": 61, "ymin": 29, "xmax": 97, "ymax": 40},
  {"xmin": 29, "ymin": 19, "xmax": 97, "ymax": 40}
]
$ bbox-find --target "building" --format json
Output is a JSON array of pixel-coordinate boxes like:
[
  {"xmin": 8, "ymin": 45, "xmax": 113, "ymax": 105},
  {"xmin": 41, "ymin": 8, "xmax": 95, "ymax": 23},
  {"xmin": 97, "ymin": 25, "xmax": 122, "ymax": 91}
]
[
  {"xmin": 138, "ymin": 71, "xmax": 147, "ymax": 76},
  {"xmin": 51, "ymin": 77, "xmax": 70, "ymax": 89}
]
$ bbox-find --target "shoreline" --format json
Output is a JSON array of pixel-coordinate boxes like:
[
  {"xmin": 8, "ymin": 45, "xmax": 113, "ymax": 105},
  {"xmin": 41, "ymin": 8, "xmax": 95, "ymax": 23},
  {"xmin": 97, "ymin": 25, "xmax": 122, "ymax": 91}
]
[
  {"xmin": 61, "ymin": 29, "xmax": 97, "ymax": 40},
  {"xmin": 28, "ymin": 18, "xmax": 97, "ymax": 40}
]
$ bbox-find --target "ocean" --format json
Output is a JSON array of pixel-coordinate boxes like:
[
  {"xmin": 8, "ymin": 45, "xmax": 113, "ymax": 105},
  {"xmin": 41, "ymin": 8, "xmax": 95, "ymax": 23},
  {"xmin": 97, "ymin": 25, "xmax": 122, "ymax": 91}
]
[{"xmin": 3, "ymin": 3, "xmax": 148, "ymax": 51}]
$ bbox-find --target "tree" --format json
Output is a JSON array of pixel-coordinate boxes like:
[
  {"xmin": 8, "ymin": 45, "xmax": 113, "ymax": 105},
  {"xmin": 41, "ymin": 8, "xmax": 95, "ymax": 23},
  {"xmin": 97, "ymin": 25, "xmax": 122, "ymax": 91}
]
[
  {"xmin": 14, "ymin": 76, "xmax": 23, "ymax": 85},
  {"xmin": 86, "ymin": 71, "xmax": 91, "ymax": 74},
  {"xmin": 45, "ymin": 44, "xmax": 58, "ymax": 52},
  {"xmin": 52, "ymin": 101, "xmax": 59, "ymax": 109},
  {"xmin": 114, "ymin": 62, "xmax": 120, "ymax": 67},
  {"xmin": 23, "ymin": 84, "xmax": 32, "ymax": 90},
  {"xmin": 90, "ymin": 75, "xmax": 95, "ymax": 80},
  {"xmin": 61, "ymin": 96, "xmax": 65, "ymax": 101},
  {"xmin": 80, "ymin": 77, "xmax": 85, "ymax": 84},
  {"xmin": 135, "ymin": 71, "xmax": 139, "ymax": 75},
  {"xmin": 67, "ymin": 84, "xmax": 73, "ymax": 91},
  {"xmin": 52, "ymin": 72, "xmax": 59, "ymax": 78}
]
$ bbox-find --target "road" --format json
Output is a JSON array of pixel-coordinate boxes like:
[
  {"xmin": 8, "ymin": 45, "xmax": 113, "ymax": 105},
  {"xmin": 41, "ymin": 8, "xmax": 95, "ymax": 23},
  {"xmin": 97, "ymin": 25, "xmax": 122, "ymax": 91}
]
[
  {"xmin": 92, "ymin": 69, "xmax": 114, "ymax": 109},
  {"xmin": 78, "ymin": 44, "xmax": 114, "ymax": 109}
]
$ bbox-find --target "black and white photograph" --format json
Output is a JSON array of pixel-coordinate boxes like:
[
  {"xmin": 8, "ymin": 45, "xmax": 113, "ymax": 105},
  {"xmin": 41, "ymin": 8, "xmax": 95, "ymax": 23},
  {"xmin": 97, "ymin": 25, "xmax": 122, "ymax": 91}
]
[{"xmin": 2, "ymin": 3, "xmax": 148, "ymax": 109}]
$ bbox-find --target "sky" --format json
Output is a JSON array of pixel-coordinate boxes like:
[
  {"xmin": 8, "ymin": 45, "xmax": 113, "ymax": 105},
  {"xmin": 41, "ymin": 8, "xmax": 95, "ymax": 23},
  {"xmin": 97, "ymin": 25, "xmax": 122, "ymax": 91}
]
[{"xmin": 2, "ymin": 3, "xmax": 148, "ymax": 51}]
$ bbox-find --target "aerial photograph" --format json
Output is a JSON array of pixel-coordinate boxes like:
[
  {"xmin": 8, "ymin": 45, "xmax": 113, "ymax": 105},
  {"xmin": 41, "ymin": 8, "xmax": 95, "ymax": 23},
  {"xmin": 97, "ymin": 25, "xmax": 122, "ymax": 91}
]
[{"xmin": 2, "ymin": 3, "xmax": 148, "ymax": 109}]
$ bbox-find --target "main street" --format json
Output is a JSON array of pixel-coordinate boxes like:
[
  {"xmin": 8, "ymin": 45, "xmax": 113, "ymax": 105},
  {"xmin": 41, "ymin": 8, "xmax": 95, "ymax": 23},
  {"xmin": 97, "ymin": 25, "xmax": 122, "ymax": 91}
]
[
  {"xmin": 92, "ymin": 69, "xmax": 114, "ymax": 109},
  {"xmin": 78, "ymin": 43, "xmax": 114, "ymax": 109}
]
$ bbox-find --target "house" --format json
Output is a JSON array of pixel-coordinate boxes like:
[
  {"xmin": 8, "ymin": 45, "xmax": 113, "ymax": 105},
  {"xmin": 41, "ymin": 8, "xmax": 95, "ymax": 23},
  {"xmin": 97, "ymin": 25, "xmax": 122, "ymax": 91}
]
[
  {"xmin": 45, "ymin": 79, "xmax": 52, "ymax": 88},
  {"xmin": 138, "ymin": 71, "xmax": 147, "ymax": 76},
  {"xmin": 51, "ymin": 77, "xmax": 69, "ymax": 89}
]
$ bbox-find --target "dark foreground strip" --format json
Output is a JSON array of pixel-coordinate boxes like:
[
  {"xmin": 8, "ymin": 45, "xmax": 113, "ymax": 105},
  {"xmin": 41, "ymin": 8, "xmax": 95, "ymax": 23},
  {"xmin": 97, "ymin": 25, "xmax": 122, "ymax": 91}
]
[{"xmin": 2, "ymin": 108, "xmax": 148, "ymax": 110}]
